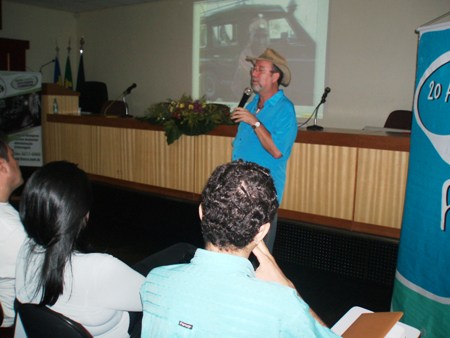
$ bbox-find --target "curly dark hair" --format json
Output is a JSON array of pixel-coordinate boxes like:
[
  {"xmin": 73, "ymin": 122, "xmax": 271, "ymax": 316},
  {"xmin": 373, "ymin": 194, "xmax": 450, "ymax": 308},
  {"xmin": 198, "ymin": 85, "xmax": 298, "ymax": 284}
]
[{"xmin": 200, "ymin": 160, "xmax": 278, "ymax": 250}]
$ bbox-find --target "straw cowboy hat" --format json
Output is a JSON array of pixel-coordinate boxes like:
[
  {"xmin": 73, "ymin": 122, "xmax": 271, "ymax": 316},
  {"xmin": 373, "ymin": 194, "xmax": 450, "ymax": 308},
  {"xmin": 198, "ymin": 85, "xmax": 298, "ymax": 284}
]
[{"xmin": 246, "ymin": 48, "xmax": 291, "ymax": 87}]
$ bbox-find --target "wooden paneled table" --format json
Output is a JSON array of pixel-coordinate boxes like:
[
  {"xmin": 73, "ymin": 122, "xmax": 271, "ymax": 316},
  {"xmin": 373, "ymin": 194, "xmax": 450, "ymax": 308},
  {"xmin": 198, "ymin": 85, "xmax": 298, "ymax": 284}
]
[{"xmin": 41, "ymin": 86, "xmax": 410, "ymax": 239}]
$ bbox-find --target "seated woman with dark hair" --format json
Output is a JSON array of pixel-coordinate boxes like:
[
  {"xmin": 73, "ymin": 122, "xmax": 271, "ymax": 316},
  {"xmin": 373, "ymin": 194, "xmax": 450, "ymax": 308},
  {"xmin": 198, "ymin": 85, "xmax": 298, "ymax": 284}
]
[{"xmin": 15, "ymin": 161, "xmax": 196, "ymax": 338}]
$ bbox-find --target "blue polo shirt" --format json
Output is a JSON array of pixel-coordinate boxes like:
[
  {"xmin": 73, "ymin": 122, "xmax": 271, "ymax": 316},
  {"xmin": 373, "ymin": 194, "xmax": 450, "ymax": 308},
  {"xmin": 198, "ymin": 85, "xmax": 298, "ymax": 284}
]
[
  {"xmin": 232, "ymin": 90, "xmax": 297, "ymax": 203},
  {"xmin": 140, "ymin": 249, "xmax": 340, "ymax": 338}
]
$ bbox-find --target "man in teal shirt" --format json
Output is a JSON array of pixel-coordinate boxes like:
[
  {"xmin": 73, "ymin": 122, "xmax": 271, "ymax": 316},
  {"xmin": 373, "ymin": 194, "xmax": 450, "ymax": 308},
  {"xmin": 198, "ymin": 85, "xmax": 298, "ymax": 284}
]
[
  {"xmin": 140, "ymin": 161, "xmax": 339, "ymax": 338},
  {"xmin": 231, "ymin": 48, "xmax": 298, "ymax": 252}
]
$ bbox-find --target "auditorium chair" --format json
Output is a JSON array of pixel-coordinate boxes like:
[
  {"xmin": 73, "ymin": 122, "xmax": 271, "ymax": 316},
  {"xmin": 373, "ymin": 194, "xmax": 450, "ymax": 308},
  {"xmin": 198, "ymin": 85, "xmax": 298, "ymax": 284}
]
[
  {"xmin": 0, "ymin": 302, "xmax": 15, "ymax": 338},
  {"xmin": 384, "ymin": 110, "xmax": 413, "ymax": 130},
  {"xmin": 16, "ymin": 303, "xmax": 93, "ymax": 338},
  {"xmin": 78, "ymin": 81, "xmax": 108, "ymax": 114}
]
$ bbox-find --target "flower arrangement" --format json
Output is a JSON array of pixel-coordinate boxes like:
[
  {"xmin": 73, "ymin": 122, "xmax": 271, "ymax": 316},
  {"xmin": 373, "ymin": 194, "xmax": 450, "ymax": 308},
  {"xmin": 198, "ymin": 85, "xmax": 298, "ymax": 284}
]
[{"xmin": 139, "ymin": 94, "xmax": 233, "ymax": 144}]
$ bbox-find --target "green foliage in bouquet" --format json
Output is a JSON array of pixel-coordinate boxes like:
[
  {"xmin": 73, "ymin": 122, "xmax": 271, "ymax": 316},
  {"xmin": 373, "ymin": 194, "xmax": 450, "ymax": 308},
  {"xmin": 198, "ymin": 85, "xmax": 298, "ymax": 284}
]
[{"xmin": 139, "ymin": 94, "xmax": 233, "ymax": 144}]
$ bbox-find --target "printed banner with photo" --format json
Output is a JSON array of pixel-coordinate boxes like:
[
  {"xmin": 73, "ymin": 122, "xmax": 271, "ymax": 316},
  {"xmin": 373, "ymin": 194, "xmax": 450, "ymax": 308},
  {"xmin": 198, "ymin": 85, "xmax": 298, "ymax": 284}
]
[
  {"xmin": 0, "ymin": 71, "xmax": 43, "ymax": 167},
  {"xmin": 392, "ymin": 21, "xmax": 450, "ymax": 338}
]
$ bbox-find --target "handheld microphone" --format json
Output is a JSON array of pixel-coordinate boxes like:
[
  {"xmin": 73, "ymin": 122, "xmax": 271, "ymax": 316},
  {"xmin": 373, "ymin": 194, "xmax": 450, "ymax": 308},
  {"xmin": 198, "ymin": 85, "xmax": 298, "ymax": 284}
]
[
  {"xmin": 123, "ymin": 83, "xmax": 137, "ymax": 95},
  {"xmin": 238, "ymin": 87, "xmax": 253, "ymax": 108},
  {"xmin": 321, "ymin": 87, "xmax": 331, "ymax": 103}
]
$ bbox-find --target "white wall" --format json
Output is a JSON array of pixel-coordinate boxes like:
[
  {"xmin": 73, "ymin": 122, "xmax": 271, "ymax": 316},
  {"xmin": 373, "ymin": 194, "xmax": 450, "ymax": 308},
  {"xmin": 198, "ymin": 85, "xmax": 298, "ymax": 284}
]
[
  {"xmin": 2, "ymin": 0, "xmax": 449, "ymax": 129},
  {"xmin": 325, "ymin": 0, "xmax": 448, "ymax": 129},
  {"xmin": 76, "ymin": 0, "xmax": 193, "ymax": 119},
  {"xmin": 1, "ymin": 2, "xmax": 78, "ymax": 81}
]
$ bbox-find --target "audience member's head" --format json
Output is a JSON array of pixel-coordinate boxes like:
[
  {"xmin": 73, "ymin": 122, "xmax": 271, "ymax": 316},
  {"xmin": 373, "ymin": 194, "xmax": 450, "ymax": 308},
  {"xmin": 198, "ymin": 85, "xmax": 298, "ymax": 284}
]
[
  {"xmin": 200, "ymin": 160, "xmax": 278, "ymax": 250},
  {"xmin": 19, "ymin": 161, "xmax": 93, "ymax": 305},
  {"xmin": 0, "ymin": 132, "xmax": 23, "ymax": 200}
]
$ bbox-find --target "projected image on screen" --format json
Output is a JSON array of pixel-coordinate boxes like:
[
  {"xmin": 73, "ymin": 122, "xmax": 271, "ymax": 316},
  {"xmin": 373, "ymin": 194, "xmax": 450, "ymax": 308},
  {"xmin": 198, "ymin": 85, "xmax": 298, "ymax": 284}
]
[{"xmin": 192, "ymin": 0, "xmax": 329, "ymax": 117}]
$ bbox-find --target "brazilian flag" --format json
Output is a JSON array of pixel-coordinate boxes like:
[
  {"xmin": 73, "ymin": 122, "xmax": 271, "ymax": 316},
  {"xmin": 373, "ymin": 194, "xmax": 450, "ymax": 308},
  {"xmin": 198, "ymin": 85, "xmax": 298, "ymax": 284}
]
[{"xmin": 53, "ymin": 55, "xmax": 62, "ymax": 86}]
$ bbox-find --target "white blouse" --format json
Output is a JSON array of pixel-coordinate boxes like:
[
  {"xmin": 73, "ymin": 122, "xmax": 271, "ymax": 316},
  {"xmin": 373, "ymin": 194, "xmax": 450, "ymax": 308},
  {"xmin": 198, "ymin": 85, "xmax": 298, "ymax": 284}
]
[
  {"xmin": 15, "ymin": 241, "xmax": 145, "ymax": 338},
  {"xmin": 0, "ymin": 202, "xmax": 26, "ymax": 327}
]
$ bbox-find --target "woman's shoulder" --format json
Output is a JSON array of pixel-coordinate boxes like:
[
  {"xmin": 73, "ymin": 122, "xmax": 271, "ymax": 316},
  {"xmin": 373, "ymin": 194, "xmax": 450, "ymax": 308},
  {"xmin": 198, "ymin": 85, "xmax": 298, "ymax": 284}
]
[
  {"xmin": 72, "ymin": 252, "xmax": 124, "ymax": 265},
  {"xmin": 70, "ymin": 252, "xmax": 137, "ymax": 278}
]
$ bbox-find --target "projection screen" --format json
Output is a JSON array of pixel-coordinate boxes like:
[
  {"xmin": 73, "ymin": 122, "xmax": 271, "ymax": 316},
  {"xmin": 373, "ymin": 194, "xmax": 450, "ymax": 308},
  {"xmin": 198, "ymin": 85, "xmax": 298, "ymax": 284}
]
[{"xmin": 192, "ymin": 0, "xmax": 329, "ymax": 118}]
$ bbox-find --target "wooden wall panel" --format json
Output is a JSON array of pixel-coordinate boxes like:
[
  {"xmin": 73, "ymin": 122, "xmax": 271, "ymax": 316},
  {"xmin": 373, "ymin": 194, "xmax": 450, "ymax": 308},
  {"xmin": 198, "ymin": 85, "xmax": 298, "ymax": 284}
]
[
  {"xmin": 193, "ymin": 135, "xmax": 233, "ymax": 193},
  {"xmin": 40, "ymin": 98, "xmax": 411, "ymax": 238},
  {"xmin": 145, "ymin": 132, "xmax": 195, "ymax": 192},
  {"xmin": 44, "ymin": 123, "xmax": 98, "ymax": 173},
  {"xmin": 282, "ymin": 143, "xmax": 357, "ymax": 220},
  {"xmin": 95, "ymin": 127, "xmax": 126, "ymax": 179},
  {"xmin": 134, "ymin": 131, "xmax": 168, "ymax": 187},
  {"xmin": 44, "ymin": 123, "xmax": 197, "ymax": 193},
  {"xmin": 42, "ymin": 95, "xmax": 79, "ymax": 115},
  {"xmin": 354, "ymin": 148, "xmax": 409, "ymax": 228}
]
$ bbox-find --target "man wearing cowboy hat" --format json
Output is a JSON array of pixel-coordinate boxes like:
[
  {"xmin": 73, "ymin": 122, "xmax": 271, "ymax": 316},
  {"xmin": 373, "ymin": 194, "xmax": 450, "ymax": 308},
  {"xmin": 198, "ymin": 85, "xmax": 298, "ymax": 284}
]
[{"xmin": 231, "ymin": 48, "xmax": 298, "ymax": 253}]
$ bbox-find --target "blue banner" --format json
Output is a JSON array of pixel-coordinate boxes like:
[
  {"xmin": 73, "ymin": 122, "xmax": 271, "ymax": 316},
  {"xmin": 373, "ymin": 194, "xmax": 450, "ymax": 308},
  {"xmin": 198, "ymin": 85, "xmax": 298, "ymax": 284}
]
[{"xmin": 392, "ymin": 22, "xmax": 450, "ymax": 337}]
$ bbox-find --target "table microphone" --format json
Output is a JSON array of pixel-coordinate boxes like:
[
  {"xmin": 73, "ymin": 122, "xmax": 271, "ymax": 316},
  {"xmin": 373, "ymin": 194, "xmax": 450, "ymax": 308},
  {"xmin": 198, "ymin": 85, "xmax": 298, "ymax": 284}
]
[
  {"xmin": 39, "ymin": 59, "xmax": 55, "ymax": 73},
  {"xmin": 320, "ymin": 87, "xmax": 331, "ymax": 103},
  {"xmin": 123, "ymin": 83, "xmax": 137, "ymax": 95},
  {"xmin": 306, "ymin": 87, "xmax": 331, "ymax": 131}
]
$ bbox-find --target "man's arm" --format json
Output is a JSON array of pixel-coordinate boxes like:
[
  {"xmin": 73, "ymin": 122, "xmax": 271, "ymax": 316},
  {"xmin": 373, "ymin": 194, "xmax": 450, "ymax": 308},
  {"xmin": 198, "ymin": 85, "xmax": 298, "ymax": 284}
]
[
  {"xmin": 252, "ymin": 241, "xmax": 294, "ymax": 288},
  {"xmin": 252, "ymin": 241, "xmax": 329, "ymax": 327},
  {"xmin": 231, "ymin": 108, "xmax": 282, "ymax": 158}
]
